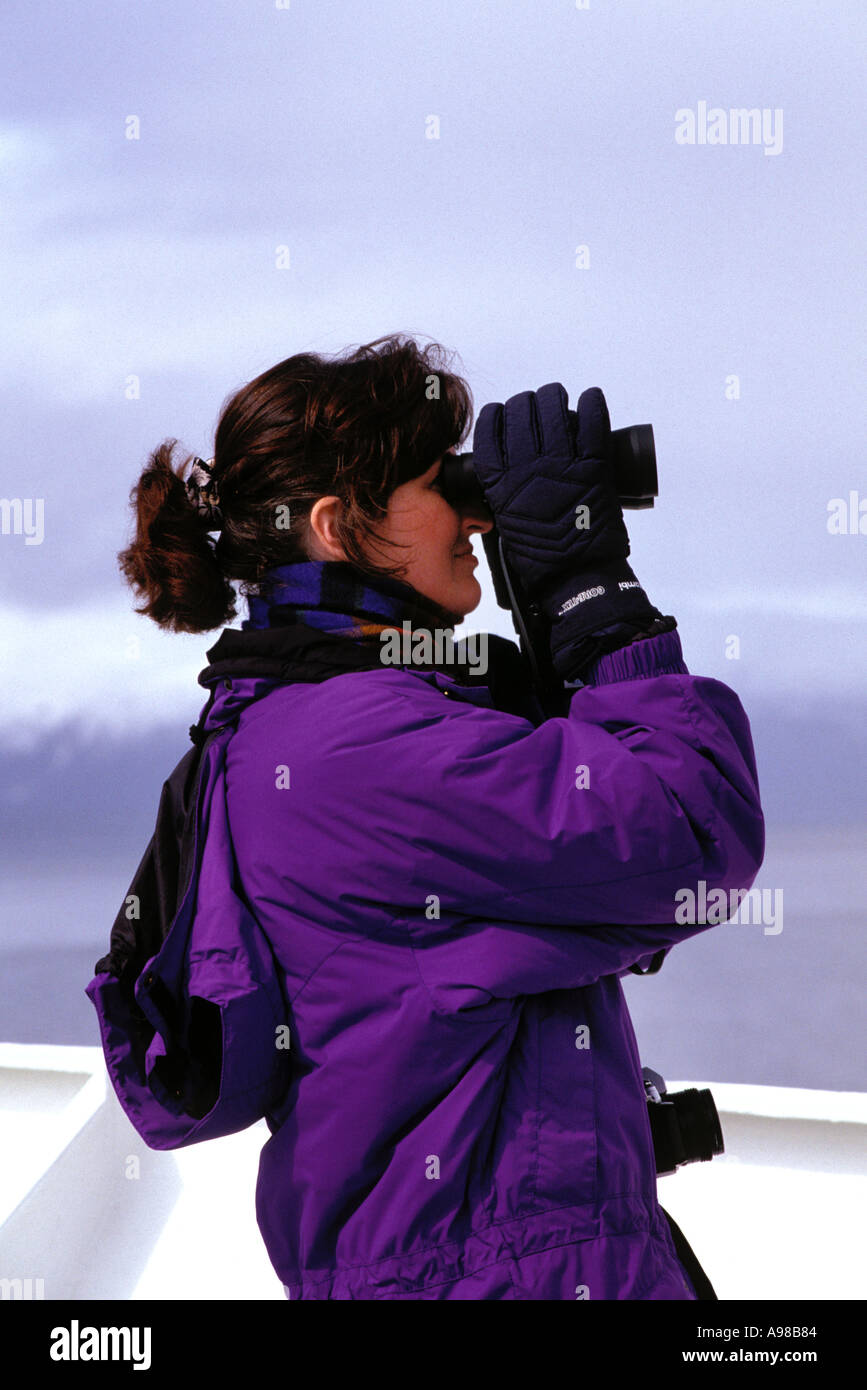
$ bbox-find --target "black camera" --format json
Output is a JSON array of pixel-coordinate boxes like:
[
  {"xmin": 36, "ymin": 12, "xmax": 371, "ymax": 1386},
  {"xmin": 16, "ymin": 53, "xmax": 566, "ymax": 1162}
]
[{"xmin": 643, "ymin": 1067, "xmax": 725, "ymax": 1178}]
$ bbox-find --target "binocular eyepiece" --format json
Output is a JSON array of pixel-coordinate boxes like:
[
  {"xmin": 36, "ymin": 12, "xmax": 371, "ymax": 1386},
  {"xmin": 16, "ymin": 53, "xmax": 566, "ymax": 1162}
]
[{"xmin": 439, "ymin": 422, "xmax": 659, "ymax": 518}]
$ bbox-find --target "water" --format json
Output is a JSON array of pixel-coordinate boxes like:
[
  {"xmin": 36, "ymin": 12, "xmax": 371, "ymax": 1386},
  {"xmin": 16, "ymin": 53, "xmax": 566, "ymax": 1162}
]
[{"xmin": 1, "ymin": 828, "xmax": 864, "ymax": 1092}]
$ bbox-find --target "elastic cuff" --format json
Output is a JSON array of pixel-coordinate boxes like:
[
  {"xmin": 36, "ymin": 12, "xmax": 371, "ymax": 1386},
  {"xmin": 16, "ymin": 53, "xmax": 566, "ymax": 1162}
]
[{"xmin": 581, "ymin": 629, "xmax": 688, "ymax": 686}]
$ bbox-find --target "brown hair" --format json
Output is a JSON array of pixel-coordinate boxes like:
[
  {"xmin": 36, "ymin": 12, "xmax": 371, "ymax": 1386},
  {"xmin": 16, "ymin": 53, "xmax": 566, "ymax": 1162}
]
[{"xmin": 117, "ymin": 333, "xmax": 473, "ymax": 633}]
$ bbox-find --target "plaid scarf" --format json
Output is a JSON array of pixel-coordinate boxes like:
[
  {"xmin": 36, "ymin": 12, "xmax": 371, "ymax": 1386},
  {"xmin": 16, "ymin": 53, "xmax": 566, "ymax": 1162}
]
[
  {"xmin": 242, "ymin": 559, "xmax": 476, "ymax": 671},
  {"xmin": 234, "ymin": 558, "xmax": 546, "ymax": 713}
]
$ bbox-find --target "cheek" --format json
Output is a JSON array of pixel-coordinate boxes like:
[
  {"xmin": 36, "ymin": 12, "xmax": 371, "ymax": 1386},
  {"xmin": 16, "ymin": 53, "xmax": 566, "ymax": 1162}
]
[
  {"xmin": 408, "ymin": 497, "xmax": 452, "ymax": 549},
  {"xmin": 396, "ymin": 492, "xmax": 461, "ymax": 572},
  {"xmin": 432, "ymin": 497, "xmax": 460, "ymax": 542}
]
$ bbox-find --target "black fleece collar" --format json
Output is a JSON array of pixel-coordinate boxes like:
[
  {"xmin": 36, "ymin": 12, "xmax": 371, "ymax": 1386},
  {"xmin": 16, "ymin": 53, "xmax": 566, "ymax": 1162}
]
[{"xmin": 197, "ymin": 620, "xmax": 539, "ymax": 719}]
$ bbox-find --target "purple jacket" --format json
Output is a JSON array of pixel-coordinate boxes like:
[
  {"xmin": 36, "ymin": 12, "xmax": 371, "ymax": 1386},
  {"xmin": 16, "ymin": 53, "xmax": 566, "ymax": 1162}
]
[{"xmin": 87, "ymin": 624, "xmax": 764, "ymax": 1300}]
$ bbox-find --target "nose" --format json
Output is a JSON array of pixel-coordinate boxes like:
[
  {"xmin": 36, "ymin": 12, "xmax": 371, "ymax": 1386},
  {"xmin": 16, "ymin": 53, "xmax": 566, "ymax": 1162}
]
[{"xmin": 461, "ymin": 501, "xmax": 494, "ymax": 536}]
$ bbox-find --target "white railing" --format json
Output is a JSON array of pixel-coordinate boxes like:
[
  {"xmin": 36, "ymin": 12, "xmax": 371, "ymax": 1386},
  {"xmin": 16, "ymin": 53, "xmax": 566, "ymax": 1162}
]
[{"xmin": 1, "ymin": 1043, "xmax": 864, "ymax": 1300}]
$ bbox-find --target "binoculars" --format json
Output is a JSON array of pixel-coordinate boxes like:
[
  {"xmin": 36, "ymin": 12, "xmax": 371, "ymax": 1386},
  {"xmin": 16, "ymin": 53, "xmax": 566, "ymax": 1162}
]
[
  {"xmin": 437, "ymin": 414, "xmax": 660, "ymax": 712},
  {"xmin": 439, "ymin": 420, "xmax": 659, "ymax": 519}
]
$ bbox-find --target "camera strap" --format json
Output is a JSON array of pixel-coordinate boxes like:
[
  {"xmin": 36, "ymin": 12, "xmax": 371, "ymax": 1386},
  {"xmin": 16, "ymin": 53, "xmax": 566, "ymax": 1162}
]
[{"xmin": 659, "ymin": 1207, "xmax": 718, "ymax": 1301}]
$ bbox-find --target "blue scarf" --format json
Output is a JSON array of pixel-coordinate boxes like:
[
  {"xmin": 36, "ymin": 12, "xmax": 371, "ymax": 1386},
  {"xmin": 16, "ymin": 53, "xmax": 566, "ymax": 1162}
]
[{"xmin": 243, "ymin": 559, "xmax": 463, "ymax": 651}]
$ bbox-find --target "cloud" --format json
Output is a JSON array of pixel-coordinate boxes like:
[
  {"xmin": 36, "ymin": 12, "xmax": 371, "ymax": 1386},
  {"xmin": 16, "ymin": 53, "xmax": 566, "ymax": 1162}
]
[
  {"xmin": 680, "ymin": 585, "xmax": 867, "ymax": 622},
  {"xmin": 0, "ymin": 594, "xmax": 217, "ymax": 750},
  {"xmin": 0, "ymin": 122, "xmax": 59, "ymax": 169},
  {"xmin": 2, "ymin": 563, "xmax": 861, "ymax": 752}
]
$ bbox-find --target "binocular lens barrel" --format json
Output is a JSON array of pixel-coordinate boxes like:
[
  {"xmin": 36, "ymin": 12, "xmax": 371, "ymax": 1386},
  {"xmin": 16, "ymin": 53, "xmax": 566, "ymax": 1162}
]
[{"xmin": 441, "ymin": 423, "xmax": 658, "ymax": 517}]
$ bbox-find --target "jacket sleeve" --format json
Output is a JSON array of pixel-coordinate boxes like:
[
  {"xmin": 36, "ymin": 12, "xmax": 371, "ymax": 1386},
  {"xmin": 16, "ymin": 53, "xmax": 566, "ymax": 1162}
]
[
  {"xmin": 86, "ymin": 735, "xmax": 292, "ymax": 1150},
  {"xmin": 331, "ymin": 629, "xmax": 765, "ymax": 1004}
]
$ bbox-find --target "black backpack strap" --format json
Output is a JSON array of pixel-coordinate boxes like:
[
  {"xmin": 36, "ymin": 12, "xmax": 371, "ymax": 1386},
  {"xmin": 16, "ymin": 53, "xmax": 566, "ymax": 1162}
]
[{"xmin": 93, "ymin": 694, "xmax": 229, "ymax": 986}]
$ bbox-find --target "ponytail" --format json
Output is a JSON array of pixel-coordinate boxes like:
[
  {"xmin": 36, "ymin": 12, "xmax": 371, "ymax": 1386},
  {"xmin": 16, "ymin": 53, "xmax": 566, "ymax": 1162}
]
[{"xmin": 117, "ymin": 439, "xmax": 237, "ymax": 633}]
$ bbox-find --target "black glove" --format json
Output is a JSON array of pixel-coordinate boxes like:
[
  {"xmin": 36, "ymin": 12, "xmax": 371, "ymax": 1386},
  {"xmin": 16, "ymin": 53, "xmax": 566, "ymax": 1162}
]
[{"xmin": 472, "ymin": 382, "xmax": 675, "ymax": 682}]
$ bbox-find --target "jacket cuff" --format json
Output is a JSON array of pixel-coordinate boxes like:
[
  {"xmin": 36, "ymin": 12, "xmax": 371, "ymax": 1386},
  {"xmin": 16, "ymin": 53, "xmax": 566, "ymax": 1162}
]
[
  {"xmin": 581, "ymin": 630, "xmax": 689, "ymax": 687},
  {"xmin": 86, "ymin": 963, "xmax": 290, "ymax": 1150}
]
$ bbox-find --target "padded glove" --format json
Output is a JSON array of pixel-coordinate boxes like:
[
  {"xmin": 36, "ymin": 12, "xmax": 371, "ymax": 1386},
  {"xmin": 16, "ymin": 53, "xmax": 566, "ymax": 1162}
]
[{"xmin": 472, "ymin": 382, "xmax": 674, "ymax": 682}]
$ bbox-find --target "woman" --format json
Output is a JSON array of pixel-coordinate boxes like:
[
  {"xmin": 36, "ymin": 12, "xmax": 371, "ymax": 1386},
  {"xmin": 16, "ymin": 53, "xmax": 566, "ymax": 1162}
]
[{"xmin": 87, "ymin": 333, "xmax": 764, "ymax": 1300}]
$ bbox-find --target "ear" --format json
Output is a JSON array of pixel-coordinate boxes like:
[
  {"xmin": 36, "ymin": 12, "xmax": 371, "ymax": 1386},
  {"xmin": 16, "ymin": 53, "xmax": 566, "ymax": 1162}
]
[{"xmin": 308, "ymin": 496, "xmax": 348, "ymax": 562}]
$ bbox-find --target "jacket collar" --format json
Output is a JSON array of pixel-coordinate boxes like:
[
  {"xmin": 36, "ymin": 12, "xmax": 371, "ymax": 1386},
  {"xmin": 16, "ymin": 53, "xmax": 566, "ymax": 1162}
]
[{"xmin": 191, "ymin": 619, "xmax": 541, "ymax": 744}]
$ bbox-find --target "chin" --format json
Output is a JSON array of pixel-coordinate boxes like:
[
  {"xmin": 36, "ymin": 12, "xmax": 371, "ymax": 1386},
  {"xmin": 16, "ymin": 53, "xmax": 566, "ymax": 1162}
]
[{"xmin": 449, "ymin": 576, "xmax": 481, "ymax": 622}]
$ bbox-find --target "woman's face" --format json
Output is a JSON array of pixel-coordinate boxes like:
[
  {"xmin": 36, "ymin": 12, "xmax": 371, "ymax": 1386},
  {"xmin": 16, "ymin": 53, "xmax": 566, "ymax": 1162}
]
[{"xmin": 309, "ymin": 455, "xmax": 494, "ymax": 622}]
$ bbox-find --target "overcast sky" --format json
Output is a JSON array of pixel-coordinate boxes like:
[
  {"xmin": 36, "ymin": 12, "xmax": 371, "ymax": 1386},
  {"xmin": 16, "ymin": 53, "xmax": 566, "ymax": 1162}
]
[
  {"xmin": 1, "ymin": 1, "xmax": 865, "ymax": 1083},
  {"xmin": 1, "ymin": 0, "xmax": 864, "ymax": 750}
]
